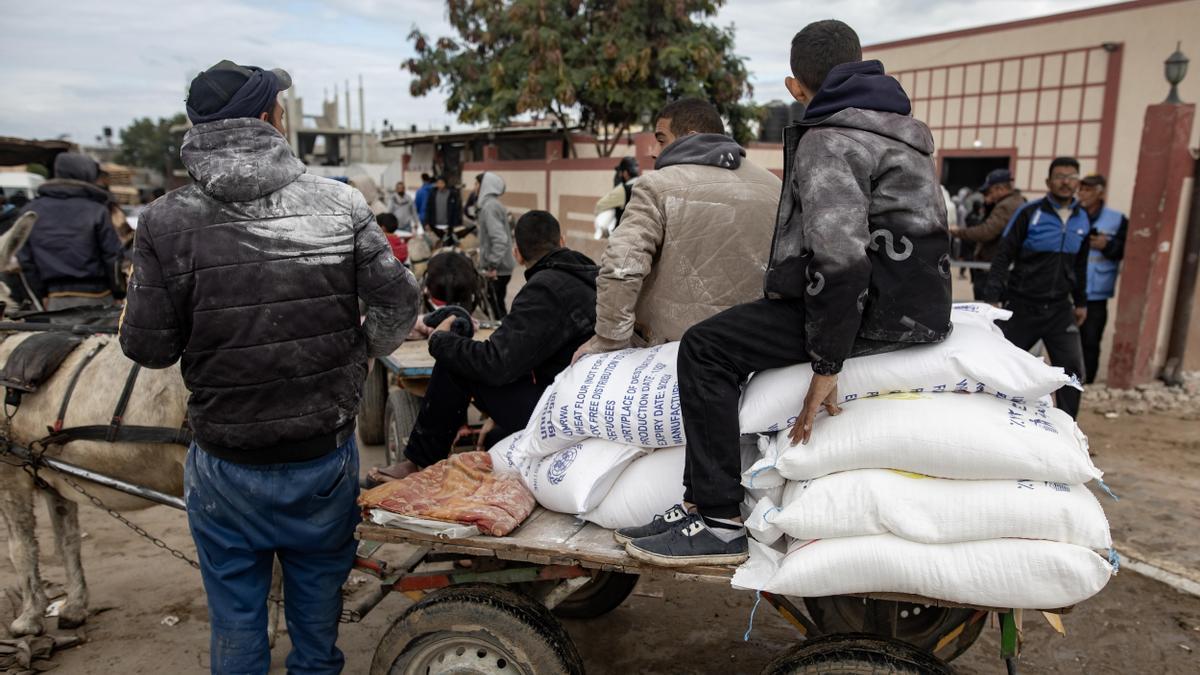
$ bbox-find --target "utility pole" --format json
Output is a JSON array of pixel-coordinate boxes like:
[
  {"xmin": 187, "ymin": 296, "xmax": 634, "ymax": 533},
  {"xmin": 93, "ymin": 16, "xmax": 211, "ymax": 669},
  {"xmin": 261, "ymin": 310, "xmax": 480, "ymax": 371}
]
[{"xmin": 359, "ymin": 74, "xmax": 367, "ymax": 162}]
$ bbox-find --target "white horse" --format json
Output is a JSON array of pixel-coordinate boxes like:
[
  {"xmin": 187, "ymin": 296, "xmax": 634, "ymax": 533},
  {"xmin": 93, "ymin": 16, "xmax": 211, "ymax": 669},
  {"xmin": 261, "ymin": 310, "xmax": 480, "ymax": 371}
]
[{"xmin": 0, "ymin": 212, "xmax": 189, "ymax": 636}]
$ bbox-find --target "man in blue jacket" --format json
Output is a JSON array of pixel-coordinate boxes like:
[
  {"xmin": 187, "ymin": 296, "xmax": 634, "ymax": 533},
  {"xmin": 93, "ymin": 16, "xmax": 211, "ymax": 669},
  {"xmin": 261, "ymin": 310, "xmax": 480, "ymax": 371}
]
[
  {"xmin": 1076, "ymin": 173, "xmax": 1127, "ymax": 384},
  {"xmin": 982, "ymin": 157, "xmax": 1090, "ymax": 416}
]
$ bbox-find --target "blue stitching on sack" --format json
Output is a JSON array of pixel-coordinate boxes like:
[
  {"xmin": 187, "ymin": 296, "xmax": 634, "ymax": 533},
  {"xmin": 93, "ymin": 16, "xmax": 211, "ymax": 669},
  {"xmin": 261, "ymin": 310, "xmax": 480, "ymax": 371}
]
[
  {"xmin": 744, "ymin": 590, "xmax": 763, "ymax": 641},
  {"xmin": 1108, "ymin": 548, "xmax": 1121, "ymax": 574},
  {"xmin": 1096, "ymin": 479, "xmax": 1119, "ymax": 501}
]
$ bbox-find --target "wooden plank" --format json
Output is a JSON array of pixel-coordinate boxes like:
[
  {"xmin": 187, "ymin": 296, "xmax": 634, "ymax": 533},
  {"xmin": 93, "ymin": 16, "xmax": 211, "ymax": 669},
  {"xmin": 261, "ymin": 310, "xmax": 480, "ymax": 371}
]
[
  {"xmin": 357, "ymin": 511, "xmax": 737, "ymax": 580},
  {"xmin": 383, "ymin": 328, "xmax": 496, "ymax": 374}
]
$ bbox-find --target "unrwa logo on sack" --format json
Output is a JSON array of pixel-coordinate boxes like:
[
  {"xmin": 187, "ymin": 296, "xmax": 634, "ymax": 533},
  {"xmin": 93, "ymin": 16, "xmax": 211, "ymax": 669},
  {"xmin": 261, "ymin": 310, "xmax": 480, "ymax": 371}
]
[{"xmin": 548, "ymin": 446, "xmax": 580, "ymax": 485}]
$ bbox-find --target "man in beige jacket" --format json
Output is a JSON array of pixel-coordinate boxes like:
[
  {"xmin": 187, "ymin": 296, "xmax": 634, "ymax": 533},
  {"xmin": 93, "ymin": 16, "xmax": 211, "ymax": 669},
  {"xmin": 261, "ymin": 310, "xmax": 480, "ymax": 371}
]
[{"xmin": 575, "ymin": 98, "xmax": 781, "ymax": 357}]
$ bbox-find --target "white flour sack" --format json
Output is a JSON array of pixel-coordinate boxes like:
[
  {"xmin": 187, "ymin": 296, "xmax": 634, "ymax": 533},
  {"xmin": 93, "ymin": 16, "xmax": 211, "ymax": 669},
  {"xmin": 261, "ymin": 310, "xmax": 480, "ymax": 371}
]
[
  {"xmin": 732, "ymin": 535, "xmax": 1114, "ymax": 610},
  {"xmin": 739, "ymin": 303, "xmax": 1077, "ymax": 433},
  {"xmin": 582, "ymin": 446, "xmax": 686, "ymax": 529},
  {"xmin": 762, "ymin": 393, "xmax": 1101, "ymax": 484},
  {"xmin": 488, "ymin": 432, "xmax": 644, "ymax": 515},
  {"xmin": 526, "ymin": 343, "xmax": 684, "ymax": 456},
  {"xmin": 746, "ymin": 469, "xmax": 1111, "ymax": 549}
]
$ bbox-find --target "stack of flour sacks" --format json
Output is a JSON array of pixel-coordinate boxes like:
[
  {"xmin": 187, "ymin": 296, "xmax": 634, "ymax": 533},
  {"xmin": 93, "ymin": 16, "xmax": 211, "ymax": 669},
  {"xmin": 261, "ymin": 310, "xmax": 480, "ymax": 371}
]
[
  {"xmin": 733, "ymin": 303, "xmax": 1116, "ymax": 610},
  {"xmin": 488, "ymin": 341, "xmax": 690, "ymax": 528},
  {"xmin": 489, "ymin": 303, "xmax": 1116, "ymax": 609}
]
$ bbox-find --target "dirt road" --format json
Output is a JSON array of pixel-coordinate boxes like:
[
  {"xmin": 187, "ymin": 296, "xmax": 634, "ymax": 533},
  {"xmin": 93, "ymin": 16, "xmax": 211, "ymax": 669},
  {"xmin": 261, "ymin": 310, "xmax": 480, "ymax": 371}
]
[{"xmin": 2, "ymin": 409, "xmax": 1198, "ymax": 673}]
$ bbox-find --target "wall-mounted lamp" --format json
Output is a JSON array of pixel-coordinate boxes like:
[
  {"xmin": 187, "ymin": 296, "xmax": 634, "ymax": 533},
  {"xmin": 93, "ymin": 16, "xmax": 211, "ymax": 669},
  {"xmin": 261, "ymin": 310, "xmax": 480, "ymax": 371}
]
[{"xmin": 1164, "ymin": 42, "xmax": 1189, "ymax": 104}]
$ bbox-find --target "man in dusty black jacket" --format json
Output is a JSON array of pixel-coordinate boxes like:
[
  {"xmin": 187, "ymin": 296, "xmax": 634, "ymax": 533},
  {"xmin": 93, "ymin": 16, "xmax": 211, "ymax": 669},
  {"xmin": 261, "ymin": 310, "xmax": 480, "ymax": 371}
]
[
  {"xmin": 366, "ymin": 210, "xmax": 598, "ymax": 484},
  {"xmin": 120, "ymin": 60, "xmax": 418, "ymax": 673},
  {"xmin": 620, "ymin": 20, "xmax": 952, "ymax": 567}
]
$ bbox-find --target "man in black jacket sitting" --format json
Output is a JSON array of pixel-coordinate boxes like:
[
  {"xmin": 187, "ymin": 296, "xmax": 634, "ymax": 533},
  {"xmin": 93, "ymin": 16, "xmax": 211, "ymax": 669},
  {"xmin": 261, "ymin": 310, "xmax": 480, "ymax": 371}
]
[{"xmin": 367, "ymin": 210, "xmax": 599, "ymax": 484}]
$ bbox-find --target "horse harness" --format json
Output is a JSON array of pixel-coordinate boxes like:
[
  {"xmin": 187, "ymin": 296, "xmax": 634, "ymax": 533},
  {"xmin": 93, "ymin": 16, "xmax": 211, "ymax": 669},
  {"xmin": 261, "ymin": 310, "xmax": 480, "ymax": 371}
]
[{"xmin": 1, "ymin": 335, "xmax": 192, "ymax": 449}]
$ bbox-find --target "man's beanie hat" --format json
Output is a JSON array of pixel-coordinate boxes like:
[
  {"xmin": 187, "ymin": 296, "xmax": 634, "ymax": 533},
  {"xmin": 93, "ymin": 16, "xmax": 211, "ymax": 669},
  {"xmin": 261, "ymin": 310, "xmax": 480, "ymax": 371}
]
[{"xmin": 187, "ymin": 60, "xmax": 292, "ymax": 125}]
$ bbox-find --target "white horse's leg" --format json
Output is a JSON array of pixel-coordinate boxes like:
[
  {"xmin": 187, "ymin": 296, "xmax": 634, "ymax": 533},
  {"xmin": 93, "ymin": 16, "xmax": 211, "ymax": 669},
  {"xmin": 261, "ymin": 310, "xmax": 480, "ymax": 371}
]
[
  {"xmin": 42, "ymin": 489, "xmax": 88, "ymax": 628},
  {"xmin": 0, "ymin": 470, "xmax": 47, "ymax": 636}
]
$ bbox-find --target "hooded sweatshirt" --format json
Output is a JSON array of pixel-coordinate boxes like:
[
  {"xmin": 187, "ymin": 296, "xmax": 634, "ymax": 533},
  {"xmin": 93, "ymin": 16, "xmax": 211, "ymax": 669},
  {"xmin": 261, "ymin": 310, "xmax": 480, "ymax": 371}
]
[
  {"xmin": 430, "ymin": 247, "xmax": 598, "ymax": 387},
  {"xmin": 19, "ymin": 153, "xmax": 124, "ymax": 298},
  {"xmin": 594, "ymin": 133, "xmax": 781, "ymax": 346},
  {"xmin": 765, "ymin": 59, "xmax": 952, "ymax": 374},
  {"xmin": 119, "ymin": 117, "xmax": 420, "ymax": 462},
  {"xmin": 476, "ymin": 172, "xmax": 516, "ymax": 276}
]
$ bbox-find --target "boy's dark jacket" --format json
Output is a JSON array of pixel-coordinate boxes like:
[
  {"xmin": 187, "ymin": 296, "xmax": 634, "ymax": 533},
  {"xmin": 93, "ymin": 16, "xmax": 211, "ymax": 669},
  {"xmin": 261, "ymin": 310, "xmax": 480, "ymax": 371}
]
[
  {"xmin": 765, "ymin": 60, "xmax": 952, "ymax": 374},
  {"xmin": 429, "ymin": 247, "xmax": 598, "ymax": 387}
]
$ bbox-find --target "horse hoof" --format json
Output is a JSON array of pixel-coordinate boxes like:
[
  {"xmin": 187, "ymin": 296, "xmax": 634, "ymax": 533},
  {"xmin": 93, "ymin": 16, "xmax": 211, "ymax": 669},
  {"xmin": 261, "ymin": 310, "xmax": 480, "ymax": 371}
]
[{"xmin": 9, "ymin": 615, "xmax": 45, "ymax": 637}]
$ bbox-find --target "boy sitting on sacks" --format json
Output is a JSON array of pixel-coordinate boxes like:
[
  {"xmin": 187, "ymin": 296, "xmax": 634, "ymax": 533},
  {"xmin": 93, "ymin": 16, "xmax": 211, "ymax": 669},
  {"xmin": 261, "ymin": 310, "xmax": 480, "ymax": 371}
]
[{"xmin": 620, "ymin": 19, "xmax": 953, "ymax": 566}]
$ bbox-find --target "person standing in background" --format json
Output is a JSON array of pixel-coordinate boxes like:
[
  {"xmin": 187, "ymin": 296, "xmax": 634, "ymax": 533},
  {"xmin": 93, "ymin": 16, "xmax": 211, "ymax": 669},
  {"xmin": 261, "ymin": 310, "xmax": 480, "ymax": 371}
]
[
  {"xmin": 413, "ymin": 173, "xmax": 434, "ymax": 224},
  {"xmin": 1076, "ymin": 173, "xmax": 1128, "ymax": 384},
  {"xmin": 387, "ymin": 181, "xmax": 421, "ymax": 235},
  {"xmin": 422, "ymin": 175, "xmax": 463, "ymax": 246},
  {"xmin": 981, "ymin": 157, "xmax": 1089, "ymax": 418},
  {"xmin": 476, "ymin": 171, "xmax": 516, "ymax": 318},
  {"xmin": 951, "ymin": 169, "xmax": 1025, "ymax": 299}
]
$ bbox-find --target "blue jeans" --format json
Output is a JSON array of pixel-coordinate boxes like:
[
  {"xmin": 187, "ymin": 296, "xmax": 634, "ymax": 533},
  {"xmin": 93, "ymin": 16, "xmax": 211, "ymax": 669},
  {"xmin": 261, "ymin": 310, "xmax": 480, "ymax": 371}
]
[{"xmin": 185, "ymin": 439, "xmax": 360, "ymax": 674}]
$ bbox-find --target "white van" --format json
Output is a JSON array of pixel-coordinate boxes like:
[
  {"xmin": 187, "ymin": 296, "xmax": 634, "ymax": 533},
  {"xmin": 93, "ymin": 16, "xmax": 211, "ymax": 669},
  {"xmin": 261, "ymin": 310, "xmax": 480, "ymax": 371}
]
[{"xmin": 0, "ymin": 172, "xmax": 45, "ymax": 200}]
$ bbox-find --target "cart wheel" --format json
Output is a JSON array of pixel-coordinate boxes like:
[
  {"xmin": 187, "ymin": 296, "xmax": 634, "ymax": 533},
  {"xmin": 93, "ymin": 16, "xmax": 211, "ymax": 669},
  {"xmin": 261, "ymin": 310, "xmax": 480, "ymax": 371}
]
[
  {"xmin": 803, "ymin": 596, "xmax": 985, "ymax": 663},
  {"xmin": 519, "ymin": 571, "xmax": 639, "ymax": 619},
  {"xmin": 384, "ymin": 389, "xmax": 422, "ymax": 466},
  {"xmin": 370, "ymin": 583, "xmax": 584, "ymax": 675},
  {"xmin": 762, "ymin": 633, "xmax": 954, "ymax": 675},
  {"xmin": 359, "ymin": 361, "xmax": 389, "ymax": 445}
]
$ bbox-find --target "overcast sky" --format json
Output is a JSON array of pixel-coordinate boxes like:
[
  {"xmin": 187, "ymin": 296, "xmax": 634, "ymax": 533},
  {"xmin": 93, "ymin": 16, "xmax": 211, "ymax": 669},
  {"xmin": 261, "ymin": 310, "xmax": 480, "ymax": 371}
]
[{"xmin": 0, "ymin": 0, "xmax": 1120, "ymax": 144}]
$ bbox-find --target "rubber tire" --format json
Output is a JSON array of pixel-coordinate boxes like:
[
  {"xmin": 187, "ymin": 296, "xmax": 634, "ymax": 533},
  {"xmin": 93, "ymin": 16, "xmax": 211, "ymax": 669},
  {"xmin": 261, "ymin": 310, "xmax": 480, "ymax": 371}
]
[
  {"xmin": 358, "ymin": 360, "xmax": 388, "ymax": 445},
  {"xmin": 549, "ymin": 572, "xmax": 639, "ymax": 620},
  {"xmin": 803, "ymin": 596, "xmax": 985, "ymax": 664},
  {"xmin": 370, "ymin": 583, "xmax": 584, "ymax": 675},
  {"xmin": 384, "ymin": 389, "xmax": 423, "ymax": 466},
  {"xmin": 762, "ymin": 634, "xmax": 954, "ymax": 675}
]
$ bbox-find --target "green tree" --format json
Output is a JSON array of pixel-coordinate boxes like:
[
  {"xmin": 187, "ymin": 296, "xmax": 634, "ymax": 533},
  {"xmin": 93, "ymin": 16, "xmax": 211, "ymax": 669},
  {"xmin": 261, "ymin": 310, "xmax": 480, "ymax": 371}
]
[
  {"xmin": 405, "ymin": 0, "xmax": 759, "ymax": 156},
  {"xmin": 115, "ymin": 113, "xmax": 188, "ymax": 170}
]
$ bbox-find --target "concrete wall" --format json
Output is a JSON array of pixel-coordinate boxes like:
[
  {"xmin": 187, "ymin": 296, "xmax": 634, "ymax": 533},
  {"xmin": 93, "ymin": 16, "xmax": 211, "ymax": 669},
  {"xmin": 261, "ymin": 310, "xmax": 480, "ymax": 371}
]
[
  {"xmin": 867, "ymin": 0, "xmax": 1200, "ymax": 381},
  {"xmin": 865, "ymin": 0, "xmax": 1200, "ymax": 214}
]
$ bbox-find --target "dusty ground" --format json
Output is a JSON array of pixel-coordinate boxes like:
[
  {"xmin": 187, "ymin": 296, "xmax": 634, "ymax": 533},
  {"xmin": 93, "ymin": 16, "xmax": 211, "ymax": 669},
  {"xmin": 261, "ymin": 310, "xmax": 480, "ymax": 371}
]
[{"xmin": 2, "ymin": 409, "xmax": 1198, "ymax": 674}]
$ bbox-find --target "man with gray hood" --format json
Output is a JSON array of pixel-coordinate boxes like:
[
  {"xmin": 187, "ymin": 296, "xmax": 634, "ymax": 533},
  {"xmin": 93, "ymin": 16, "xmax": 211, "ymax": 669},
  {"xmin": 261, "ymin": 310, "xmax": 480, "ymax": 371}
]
[
  {"xmin": 119, "ymin": 60, "xmax": 419, "ymax": 673},
  {"xmin": 19, "ymin": 152, "xmax": 124, "ymax": 309},
  {"xmin": 574, "ymin": 97, "xmax": 781, "ymax": 357},
  {"xmin": 476, "ymin": 171, "xmax": 516, "ymax": 318}
]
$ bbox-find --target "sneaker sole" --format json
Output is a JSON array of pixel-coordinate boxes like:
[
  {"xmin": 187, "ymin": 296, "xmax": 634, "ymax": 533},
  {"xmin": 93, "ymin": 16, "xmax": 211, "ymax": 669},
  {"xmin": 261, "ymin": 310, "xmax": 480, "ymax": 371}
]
[
  {"xmin": 624, "ymin": 541, "xmax": 749, "ymax": 567},
  {"xmin": 612, "ymin": 531, "xmax": 634, "ymax": 544}
]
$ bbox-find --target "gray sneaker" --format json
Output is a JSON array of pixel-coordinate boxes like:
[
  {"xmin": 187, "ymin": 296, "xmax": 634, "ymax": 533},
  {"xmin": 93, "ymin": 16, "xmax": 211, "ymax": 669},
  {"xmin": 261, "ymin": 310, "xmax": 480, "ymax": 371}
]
[
  {"xmin": 613, "ymin": 504, "xmax": 688, "ymax": 544},
  {"xmin": 625, "ymin": 513, "xmax": 749, "ymax": 567}
]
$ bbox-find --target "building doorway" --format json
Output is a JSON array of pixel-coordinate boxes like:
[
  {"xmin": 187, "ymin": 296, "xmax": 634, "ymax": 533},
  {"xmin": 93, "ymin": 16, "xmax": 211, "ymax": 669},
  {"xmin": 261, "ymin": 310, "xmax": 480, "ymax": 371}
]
[{"xmin": 941, "ymin": 155, "xmax": 1011, "ymax": 195}]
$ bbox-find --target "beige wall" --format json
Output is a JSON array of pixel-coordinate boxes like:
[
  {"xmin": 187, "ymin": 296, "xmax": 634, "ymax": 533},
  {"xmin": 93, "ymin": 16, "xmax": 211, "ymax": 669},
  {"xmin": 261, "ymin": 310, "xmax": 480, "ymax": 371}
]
[
  {"xmin": 865, "ymin": 0, "xmax": 1200, "ymax": 215},
  {"xmin": 867, "ymin": 0, "xmax": 1200, "ymax": 382}
]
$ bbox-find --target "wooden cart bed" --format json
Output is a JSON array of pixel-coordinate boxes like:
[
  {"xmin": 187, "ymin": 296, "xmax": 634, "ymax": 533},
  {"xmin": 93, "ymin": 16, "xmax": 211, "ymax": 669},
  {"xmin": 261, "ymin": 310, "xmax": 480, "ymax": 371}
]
[{"xmin": 357, "ymin": 507, "xmax": 733, "ymax": 583}]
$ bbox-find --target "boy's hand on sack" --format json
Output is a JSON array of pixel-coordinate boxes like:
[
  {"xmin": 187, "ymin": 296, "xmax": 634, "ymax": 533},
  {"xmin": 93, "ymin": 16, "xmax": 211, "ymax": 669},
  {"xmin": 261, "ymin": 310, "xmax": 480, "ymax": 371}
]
[{"xmin": 791, "ymin": 373, "xmax": 841, "ymax": 446}]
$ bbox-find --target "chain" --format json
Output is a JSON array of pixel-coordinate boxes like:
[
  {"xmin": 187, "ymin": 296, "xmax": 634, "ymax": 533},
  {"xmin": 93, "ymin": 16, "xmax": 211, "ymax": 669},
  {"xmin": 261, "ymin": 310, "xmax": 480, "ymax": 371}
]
[{"xmin": 53, "ymin": 470, "xmax": 202, "ymax": 570}]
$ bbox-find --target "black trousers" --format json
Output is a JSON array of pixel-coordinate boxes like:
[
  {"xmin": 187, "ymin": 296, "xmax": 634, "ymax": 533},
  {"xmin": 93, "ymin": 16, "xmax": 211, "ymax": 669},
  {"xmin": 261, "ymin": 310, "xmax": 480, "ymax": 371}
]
[
  {"xmin": 1000, "ymin": 298, "xmax": 1085, "ymax": 418},
  {"xmin": 404, "ymin": 363, "xmax": 543, "ymax": 467},
  {"xmin": 676, "ymin": 298, "xmax": 901, "ymax": 519},
  {"xmin": 486, "ymin": 275, "xmax": 511, "ymax": 319},
  {"xmin": 1079, "ymin": 299, "xmax": 1109, "ymax": 385},
  {"xmin": 970, "ymin": 268, "xmax": 989, "ymax": 301}
]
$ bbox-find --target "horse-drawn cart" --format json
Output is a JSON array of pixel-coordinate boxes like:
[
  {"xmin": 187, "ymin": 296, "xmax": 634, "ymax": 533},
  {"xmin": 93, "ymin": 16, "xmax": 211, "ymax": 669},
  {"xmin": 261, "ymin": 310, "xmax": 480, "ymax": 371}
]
[
  {"xmin": 347, "ymin": 508, "xmax": 1042, "ymax": 675},
  {"xmin": 357, "ymin": 328, "xmax": 496, "ymax": 461}
]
